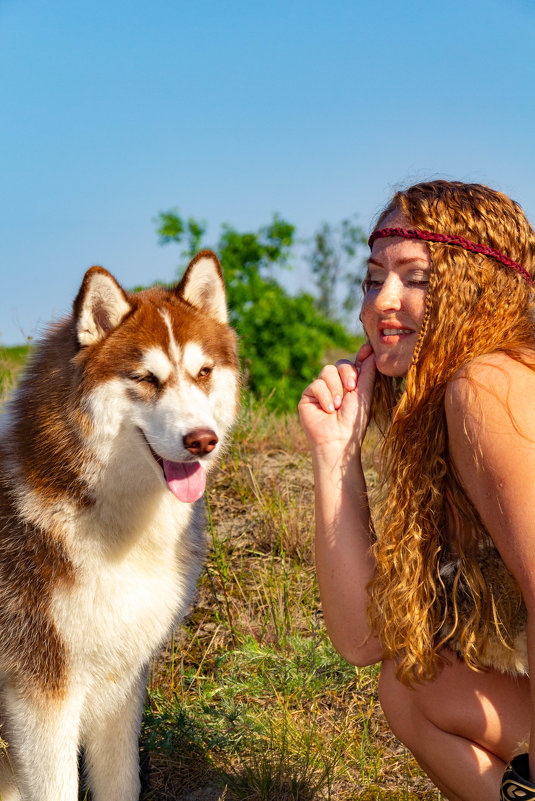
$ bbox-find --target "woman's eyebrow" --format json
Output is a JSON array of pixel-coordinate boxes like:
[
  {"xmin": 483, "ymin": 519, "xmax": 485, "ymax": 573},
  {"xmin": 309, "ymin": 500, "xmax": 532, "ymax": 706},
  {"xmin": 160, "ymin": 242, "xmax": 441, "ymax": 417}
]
[{"xmin": 367, "ymin": 256, "xmax": 429, "ymax": 267}]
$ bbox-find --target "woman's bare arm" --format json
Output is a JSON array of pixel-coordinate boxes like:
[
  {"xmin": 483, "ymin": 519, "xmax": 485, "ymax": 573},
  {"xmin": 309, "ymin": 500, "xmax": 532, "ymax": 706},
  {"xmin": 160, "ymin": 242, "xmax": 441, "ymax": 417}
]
[{"xmin": 298, "ymin": 345, "xmax": 382, "ymax": 666}]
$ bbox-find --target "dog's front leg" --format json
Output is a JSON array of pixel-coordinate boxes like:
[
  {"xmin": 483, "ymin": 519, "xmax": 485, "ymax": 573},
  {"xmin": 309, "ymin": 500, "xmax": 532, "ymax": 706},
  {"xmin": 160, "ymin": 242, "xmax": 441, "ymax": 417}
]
[
  {"xmin": 2, "ymin": 685, "xmax": 83, "ymax": 801},
  {"xmin": 83, "ymin": 672, "xmax": 146, "ymax": 801}
]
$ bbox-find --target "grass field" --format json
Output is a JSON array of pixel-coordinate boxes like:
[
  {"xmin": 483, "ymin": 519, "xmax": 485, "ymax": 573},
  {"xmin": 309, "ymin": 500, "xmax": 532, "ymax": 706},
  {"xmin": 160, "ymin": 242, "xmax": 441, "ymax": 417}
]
[
  {"xmin": 0, "ymin": 346, "xmax": 442, "ymax": 800},
  {"xmin": 0, "ymin": 344, "xmax": 30, "ymax": 399}
]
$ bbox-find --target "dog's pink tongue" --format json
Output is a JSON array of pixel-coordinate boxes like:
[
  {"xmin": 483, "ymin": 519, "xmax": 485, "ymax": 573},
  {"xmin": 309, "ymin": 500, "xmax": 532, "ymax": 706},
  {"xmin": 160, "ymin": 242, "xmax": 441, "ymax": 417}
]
[{"xmin": 162, "ymin": 460, "xmax": 206, "ymax": 503}]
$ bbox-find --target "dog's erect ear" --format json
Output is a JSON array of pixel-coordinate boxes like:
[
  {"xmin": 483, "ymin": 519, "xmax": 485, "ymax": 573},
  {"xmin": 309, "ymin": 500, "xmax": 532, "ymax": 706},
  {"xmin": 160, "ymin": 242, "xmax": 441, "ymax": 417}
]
[
  {"xmin": 74, "ymin": 266, "xmax": 132, "ymax": 346},
  {"xmin": 177, "ymin": 250, "xmax": 228, "ymax": 324}
]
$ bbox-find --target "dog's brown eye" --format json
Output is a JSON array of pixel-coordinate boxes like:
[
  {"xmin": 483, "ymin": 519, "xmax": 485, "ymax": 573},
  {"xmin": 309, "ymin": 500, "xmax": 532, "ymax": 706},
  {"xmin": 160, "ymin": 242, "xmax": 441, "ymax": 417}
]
[{"xmin": 198, "ymin": 366, "xmax": 212, "ymax": 379}]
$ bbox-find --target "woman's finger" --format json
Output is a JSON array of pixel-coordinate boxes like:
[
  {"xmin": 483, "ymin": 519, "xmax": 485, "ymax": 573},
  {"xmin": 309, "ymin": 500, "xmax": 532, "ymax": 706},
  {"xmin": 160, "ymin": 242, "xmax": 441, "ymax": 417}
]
[
  {"xmin": 355, "ymin": 350, "xmax": 376, "ymax": 406},
  {"xmin": 301, "ymin": 377, "xmax": 338, "ymax": 413},
  {"xmin": 356, "ymin": 343, "xmax": 373, "ymax": 364},
  {"xmin": 335, "ymin": 359, "xmax": 358, "ymax": 391},
  {"xmin": 317, "ymin": 364, "xmax": 345, "ymax": 408}
]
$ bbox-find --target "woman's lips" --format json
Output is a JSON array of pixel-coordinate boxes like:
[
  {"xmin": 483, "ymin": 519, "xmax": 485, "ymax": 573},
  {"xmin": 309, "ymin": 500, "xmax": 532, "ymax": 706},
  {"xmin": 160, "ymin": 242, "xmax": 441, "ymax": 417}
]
[
  {"xmin": 380, "ymin": 327, "xmax": 414, "ymax": 336},
  {"xmin": 378, "ymin": 326, "xmax": 417, "ymax": 342}
]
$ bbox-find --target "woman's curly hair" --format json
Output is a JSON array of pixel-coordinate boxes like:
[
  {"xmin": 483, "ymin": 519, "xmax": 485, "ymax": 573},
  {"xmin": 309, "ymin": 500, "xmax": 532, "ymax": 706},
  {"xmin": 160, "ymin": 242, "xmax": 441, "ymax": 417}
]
[{"xmin": 366, "ymin": 180, "xmax": 535, "ymax": 684}]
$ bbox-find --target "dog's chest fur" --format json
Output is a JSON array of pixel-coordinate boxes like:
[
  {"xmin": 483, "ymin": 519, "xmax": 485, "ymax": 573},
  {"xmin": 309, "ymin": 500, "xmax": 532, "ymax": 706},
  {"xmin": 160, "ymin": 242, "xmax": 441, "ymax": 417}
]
[{"xmin": 51, "ymin": 493, "xmax": 206, "ymax": 683}]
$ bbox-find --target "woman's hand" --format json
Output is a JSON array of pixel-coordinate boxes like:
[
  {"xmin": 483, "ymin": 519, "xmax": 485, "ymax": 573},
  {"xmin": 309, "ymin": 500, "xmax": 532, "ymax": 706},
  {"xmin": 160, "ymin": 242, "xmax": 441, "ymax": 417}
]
[{"xmin": 298, "ymin": 343, "xmax": 376, "ymax": 458}]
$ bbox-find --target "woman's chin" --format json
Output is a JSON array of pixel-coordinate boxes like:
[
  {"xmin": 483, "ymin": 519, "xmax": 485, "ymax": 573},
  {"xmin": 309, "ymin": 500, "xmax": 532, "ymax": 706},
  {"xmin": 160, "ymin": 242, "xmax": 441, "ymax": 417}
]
[{"xmin": 375, "ymin": 354, "xmax": 411, "ymax": 378}]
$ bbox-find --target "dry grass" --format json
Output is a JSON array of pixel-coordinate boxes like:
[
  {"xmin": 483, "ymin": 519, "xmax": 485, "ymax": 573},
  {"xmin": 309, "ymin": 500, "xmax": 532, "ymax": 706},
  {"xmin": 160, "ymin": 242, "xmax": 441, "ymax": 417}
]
[{"xmin": 143, "ymin": 404, "xmax": 443, "ymax": 801}]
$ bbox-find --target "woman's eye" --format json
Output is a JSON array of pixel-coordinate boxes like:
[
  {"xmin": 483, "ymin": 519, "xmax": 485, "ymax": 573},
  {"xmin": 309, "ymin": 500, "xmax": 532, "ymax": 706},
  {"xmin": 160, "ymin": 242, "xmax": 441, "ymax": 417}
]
[
  {"xmin": 365, "ymin": 270, "xmax": 385, "ymax": 286},
  {"xmin": 408, "ymin": 278, "xmax": 429, "ymax": 287}
]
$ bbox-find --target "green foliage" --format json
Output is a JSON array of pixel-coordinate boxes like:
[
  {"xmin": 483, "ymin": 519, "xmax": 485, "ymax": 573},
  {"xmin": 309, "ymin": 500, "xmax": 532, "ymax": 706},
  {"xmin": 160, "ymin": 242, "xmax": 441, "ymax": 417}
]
[
  {"xmin": 155, "ymin": 208, "xmax": 207, "ymax": 261},
  {"xmin": 236, "ymin": 281, "xmax": 352, "ymax": 411},
  {"xmin": 1, "ymin": 344, "xmax": 30, "ymax": 363},
  {"xmin": 154, "ymin": 210, "xmax": 355, "ymax": 412},
  {"xmin": 0, "ymin": 344, "xmax": 31, "ymax": 399},
  {"xmin": 308, "ymin": 217, "xmax": 368, "ymax": 321}
]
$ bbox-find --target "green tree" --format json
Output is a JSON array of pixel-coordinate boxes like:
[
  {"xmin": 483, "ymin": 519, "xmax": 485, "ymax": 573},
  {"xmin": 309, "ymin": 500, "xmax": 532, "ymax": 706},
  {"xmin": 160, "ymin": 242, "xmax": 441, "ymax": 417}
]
[
  {"xmin": 156, "ymin": 209, "xmax": 207, "ymax": 261},
  {"xmin": 154, "ymin": 210, "xmax": 354, "ymax": 412},
  {"xmin": 307, "ymin": 217, "xmax": 368, "ymax": 322}
]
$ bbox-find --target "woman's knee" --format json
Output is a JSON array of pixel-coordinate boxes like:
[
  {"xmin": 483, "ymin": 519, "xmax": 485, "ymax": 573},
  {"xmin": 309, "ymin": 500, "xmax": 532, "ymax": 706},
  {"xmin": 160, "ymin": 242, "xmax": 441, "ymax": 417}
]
[{"xmin": 378, "ymin": 659, "xmax": 419, "ymax": 745}]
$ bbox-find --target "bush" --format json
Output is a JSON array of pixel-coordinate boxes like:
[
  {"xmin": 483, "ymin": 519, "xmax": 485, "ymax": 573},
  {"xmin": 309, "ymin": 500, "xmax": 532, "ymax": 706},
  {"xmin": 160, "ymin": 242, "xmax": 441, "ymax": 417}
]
[{"xmin": 154, "ymin": 211, "xmax": 356, "ymax": 412}]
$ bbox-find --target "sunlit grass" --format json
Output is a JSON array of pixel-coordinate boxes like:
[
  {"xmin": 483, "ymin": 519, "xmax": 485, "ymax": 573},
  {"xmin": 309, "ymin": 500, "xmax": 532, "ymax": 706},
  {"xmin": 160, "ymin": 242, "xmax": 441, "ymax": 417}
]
[{"xmin": 144, "ymin": 403, "xmax": 443, "ymax": 800}]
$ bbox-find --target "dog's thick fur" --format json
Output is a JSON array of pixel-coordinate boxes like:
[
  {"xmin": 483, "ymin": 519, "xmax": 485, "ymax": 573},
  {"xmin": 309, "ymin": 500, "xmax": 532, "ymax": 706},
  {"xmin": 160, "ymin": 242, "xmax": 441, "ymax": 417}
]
[{"xmin": 0, "ymin": 251, "xmax": 239, "ymax": 800}]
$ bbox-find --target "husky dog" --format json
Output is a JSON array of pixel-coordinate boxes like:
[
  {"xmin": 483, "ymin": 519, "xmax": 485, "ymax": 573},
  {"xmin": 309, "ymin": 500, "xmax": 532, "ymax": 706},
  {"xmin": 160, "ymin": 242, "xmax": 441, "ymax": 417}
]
[{"xmin": 0, "ymin": 251, "xmax": 239, "ymax": 800}]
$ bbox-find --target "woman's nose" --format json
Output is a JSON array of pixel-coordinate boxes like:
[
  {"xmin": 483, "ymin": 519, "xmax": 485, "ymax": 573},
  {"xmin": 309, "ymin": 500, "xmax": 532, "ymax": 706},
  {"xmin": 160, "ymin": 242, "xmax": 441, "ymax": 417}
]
[{"xmin": 375, "ymin": 275, "xmax": 403, "ymax": 311}]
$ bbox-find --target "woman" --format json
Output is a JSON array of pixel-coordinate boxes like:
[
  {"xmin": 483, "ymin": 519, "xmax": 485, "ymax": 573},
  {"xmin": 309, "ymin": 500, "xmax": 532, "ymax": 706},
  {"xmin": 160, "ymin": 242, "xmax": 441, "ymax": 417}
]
[{"xmin": 298, "ymin": 181, "xmax": 535, "ymax": 801}]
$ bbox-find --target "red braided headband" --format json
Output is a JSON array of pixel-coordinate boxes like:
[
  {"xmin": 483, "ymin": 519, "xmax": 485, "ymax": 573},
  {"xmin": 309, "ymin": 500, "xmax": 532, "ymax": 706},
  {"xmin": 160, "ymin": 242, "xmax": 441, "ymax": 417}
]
[{"xmin": 368, "ymin": 227, "xmax": 534, "ymax": 288}]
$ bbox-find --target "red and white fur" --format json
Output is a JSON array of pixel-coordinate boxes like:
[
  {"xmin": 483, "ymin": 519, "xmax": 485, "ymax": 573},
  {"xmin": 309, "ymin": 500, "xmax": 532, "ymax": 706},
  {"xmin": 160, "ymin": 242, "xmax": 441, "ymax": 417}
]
[{"xmin": 0, "ymin": 251, "xmax": 239, "ymax": 800}]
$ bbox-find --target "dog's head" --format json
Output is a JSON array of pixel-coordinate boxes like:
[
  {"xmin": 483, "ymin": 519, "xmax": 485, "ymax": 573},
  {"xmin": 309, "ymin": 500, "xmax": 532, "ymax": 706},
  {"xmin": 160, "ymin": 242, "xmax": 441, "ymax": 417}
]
[{"xmin": 73, "ymin": 251, "xmax": 239, "ymax": 502}]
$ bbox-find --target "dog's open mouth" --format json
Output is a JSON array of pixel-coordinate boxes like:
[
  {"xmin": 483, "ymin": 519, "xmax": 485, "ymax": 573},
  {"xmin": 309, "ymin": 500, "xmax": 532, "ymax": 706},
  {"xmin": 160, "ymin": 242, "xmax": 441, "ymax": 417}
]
[{"xmin": 141, "ymin": 433, "xmax": 206, "ymax": 503}]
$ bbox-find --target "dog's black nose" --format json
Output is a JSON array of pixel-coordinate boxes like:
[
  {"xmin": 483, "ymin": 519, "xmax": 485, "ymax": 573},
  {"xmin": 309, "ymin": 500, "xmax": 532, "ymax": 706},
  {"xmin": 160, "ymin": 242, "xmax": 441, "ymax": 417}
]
[{"xmin": 183, "ymin": 428, "xmax": 218, "ymax": 456}]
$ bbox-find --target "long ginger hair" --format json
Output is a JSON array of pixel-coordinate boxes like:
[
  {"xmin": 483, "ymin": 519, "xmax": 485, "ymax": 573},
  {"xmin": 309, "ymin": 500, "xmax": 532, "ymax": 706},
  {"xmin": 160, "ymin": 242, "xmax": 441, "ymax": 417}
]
[{"xmin": 366, "ymin": 180, "xmax": 535, "ymax": 684}]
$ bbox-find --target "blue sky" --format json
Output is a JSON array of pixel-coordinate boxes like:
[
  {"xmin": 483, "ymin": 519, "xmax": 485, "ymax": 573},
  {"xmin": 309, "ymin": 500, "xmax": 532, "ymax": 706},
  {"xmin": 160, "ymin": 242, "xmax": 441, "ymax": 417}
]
[{"xmin": 1, "ymin": 0, "xmax": 534, "ymax": 345}]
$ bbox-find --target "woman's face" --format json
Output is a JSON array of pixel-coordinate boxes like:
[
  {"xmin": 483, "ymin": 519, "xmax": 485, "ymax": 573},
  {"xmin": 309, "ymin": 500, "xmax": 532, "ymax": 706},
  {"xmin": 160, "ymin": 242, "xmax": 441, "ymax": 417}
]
[{"xmin": 361, "ymin": 213, "xmax": 430, "ymax": 377}]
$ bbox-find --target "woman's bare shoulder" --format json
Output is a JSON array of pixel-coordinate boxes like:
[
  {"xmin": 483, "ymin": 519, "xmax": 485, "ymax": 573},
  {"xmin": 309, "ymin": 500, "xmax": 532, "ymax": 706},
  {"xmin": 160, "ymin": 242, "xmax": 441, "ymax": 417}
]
[
  {"xmin": 446, "ymin": 350, "xmax": 535, "ymax": 411},
  {"xmin": 445, "ymin": 349, "xmax": 535, "ymax": 447}
]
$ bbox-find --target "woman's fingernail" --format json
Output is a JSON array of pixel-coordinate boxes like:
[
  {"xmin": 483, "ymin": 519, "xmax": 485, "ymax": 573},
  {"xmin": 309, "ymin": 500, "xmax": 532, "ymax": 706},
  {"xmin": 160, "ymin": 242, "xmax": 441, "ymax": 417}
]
[
  {"xmin": 347, "ymin": 377, "xmax": 356, "ymax": 390},
  {"xmin": 334, "ymin": 395, "xmax": 342, "ymax": 408},
  {"xmin": 328, "ymin": 402, "xmax": 335, "ymax": 413}
]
